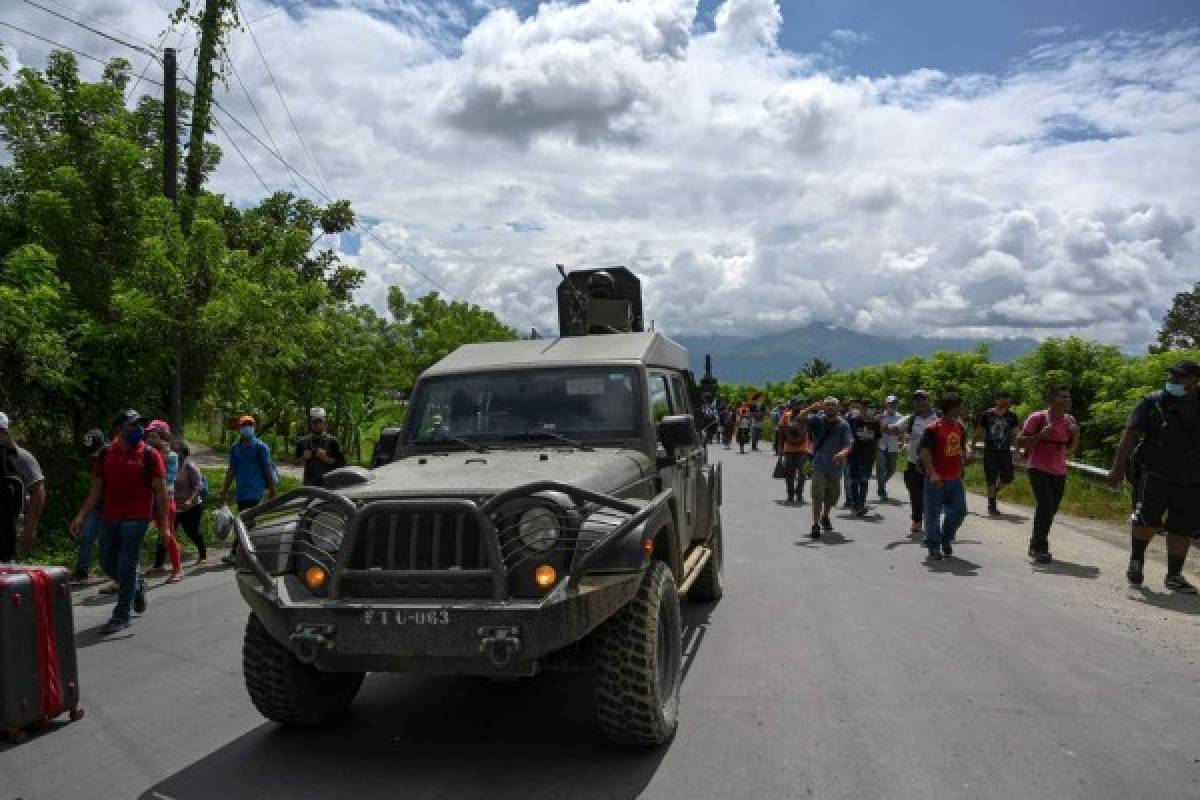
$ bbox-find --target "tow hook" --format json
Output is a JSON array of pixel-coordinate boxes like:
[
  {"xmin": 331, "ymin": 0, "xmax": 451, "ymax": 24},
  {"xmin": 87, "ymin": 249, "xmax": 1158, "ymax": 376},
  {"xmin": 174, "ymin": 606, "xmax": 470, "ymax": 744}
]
[
  {"xmin": 290, "ymin": 624, "xmax": 336, "ymax": 664},
  {"xmin": 478, "ymin": 626, "xmax": 522, "ymax": 669}
]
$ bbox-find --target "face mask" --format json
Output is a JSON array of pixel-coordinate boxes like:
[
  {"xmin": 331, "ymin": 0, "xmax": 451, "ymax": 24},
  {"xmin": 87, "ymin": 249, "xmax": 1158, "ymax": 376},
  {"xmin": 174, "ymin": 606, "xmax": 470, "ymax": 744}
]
[
  {"xmin": 240, "ymin": 425, "xmax": 255, "ymax": 437},
  {"xmin": 849, "ymin": 409, "xmax": 862, "ymax": 419},
  {"xmin": 1165, "ymin": 382, "xmax": 1187, "ymax": 397},
  {"xmin": 124, "ymin": 428, "xmax": 145, "ymax": 446}
]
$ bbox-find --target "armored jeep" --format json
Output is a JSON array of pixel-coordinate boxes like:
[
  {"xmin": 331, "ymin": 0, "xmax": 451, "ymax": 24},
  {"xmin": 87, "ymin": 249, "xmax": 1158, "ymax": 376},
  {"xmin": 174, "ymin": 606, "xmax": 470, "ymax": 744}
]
[{"xmin": 232, "ymin": 267, "xmax": 723, "ymax": 745}]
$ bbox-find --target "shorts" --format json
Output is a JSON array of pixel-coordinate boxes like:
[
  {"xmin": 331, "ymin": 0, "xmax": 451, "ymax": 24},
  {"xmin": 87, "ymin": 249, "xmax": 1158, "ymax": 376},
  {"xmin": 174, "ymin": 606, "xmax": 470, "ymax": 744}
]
[
  {"xmin": 1134, "ymin": 475, "xmax": 1200, "ymax": 538},
  {"xmin": 811, "ymin": 470, "xmax": 842, "ymax": 507},
  {"xmin": 983, "ymin": 450, "xmax": 1015, "ymax": 486}
]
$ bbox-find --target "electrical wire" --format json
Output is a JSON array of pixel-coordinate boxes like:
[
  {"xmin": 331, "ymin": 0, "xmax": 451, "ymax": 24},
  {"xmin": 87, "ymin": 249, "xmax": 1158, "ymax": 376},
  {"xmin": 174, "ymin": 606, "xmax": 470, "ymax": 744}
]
[
  {"xmin": 220, "ymin": 43, "xmax": 300, "ymax": 193},
  {"xmin": 20, "ymin": 0, "xmax": 157, "ymax": 56},
  {"xmin": 23, "ymin": 0, "xmax": 159, "ymax": 50},
  {"xmin": 0, "ymin": 18, "xmax": 161, "ymax": 77},
  {"xmin": 211, "ymin": 112, "xmax": 271, "ymax": 194}
]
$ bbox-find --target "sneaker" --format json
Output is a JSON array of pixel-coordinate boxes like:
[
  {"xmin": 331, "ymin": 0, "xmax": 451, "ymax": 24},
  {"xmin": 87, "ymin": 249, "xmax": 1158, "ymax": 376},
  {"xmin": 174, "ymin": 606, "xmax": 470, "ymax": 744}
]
[
  {"xmin": 909, "ymin": 521, "xmax": 922, "ymax": 535},
  {"xmin": 786, "ymin": 495, "xmax": 795, "ymax": 504},
  {"xmin": 1164, "ymin": 574, "xmax": 1198, "ymax": 594},
  {"xmin": 133, "ymin": 582, "xmax": 148, "ymax": 614},
  {"xmin": 71, "ymin": 570, "xmax": 89, "ymax": 586},
  {"xmin": 1126, "ymin": 560, "xmax": 1144, "ymax": 586},
  {"xmin": 854, "ymin": 505, "xmax": 868, "ymax": 517},
  {"xmin": 841, "ymin": 501, "xmax": 854, "ymax": 510},
  {"xmin": 1029, "ymin": 550, "xmax": 1052, "ymax": 565},
  {"xmin": 810, "ymin": 524, "xmax": 822, "ymax": 539},
  {"xmin": 220, "ymin": 554, "xmax": 237, "ymax": 566},
  {"xmin": 927, "ymin": 547, "xmax": 943, "ymax": 561},
  {"xmin": 821, "ymin": 516, "xmax": 833, "ymax": 532},
  {"xmin": 941, "ymin": 542, "xmax": 954, "ymax": 557},
  {"xmin": 880, "ymin": 490, "xmax": 889, "ymax": 501},
  {"xmin": 987, "ymin": 501, "xmax": 999, "ymax": 516},
  {"xmin": 100, "ymin": 619, "xmax": 130, "ymax": 635}
]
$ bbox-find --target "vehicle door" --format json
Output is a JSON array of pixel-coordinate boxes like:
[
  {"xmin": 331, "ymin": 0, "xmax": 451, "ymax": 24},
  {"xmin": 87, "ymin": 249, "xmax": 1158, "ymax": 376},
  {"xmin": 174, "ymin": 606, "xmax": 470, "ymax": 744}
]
[
  {"xmin": 668, "ymin": 372, "xmax": 704, "ymax": 549},
  {"xmin": 648, "ymin": 370, "xmax": 691, "ymax": 545}
]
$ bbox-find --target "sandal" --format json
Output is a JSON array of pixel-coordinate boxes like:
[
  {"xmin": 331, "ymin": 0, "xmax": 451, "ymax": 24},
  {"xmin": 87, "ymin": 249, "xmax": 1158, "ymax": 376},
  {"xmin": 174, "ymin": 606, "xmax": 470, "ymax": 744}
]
[{"xmin": 167, "ymin": 572, "xmax": 184, "ymax": 584}]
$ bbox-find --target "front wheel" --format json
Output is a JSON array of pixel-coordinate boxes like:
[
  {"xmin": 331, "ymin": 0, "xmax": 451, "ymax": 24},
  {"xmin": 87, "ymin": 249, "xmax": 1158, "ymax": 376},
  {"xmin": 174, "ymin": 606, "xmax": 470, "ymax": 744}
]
[
  {"xmin": 242, "ymin": 613, "xmax": 364, "ymax": 727},
  {"xmin": 591, "ymin": 560, "xmax": 682, "ymax": 746}
]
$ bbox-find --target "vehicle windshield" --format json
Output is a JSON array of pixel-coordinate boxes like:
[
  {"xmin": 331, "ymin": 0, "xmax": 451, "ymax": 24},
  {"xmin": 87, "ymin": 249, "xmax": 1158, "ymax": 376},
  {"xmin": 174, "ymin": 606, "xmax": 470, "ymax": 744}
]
[{"xmin": 406, "ymin": 367, "xmax": 642, "ymax": 445}]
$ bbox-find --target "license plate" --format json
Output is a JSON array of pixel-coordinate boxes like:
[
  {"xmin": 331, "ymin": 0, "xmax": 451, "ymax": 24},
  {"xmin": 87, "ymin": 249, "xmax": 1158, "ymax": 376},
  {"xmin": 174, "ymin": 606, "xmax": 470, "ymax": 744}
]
[{"xmin": 361, "ymin": 609, "xmax": 451, "ymax": 626}]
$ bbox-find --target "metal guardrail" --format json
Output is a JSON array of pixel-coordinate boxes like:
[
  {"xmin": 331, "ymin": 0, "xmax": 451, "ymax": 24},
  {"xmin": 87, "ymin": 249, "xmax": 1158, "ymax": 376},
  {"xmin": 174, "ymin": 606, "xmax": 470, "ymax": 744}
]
[{"xmin": 971, "ymin": 443, "xmax": 1109, "ymax": 479}]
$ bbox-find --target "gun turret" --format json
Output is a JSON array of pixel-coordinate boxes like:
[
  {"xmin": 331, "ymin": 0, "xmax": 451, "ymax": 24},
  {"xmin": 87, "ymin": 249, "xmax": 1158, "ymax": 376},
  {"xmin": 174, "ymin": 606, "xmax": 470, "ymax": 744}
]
[{"xmin": 556, "ymin": 266, "xmax": 645, "ymax": 337}]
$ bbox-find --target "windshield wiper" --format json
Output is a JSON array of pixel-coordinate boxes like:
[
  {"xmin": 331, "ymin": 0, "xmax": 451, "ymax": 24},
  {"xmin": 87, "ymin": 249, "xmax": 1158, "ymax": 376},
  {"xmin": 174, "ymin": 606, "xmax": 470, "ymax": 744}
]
[{"xmin": 505, "ymin": 430, "xmax": 591, "ymax": 450}]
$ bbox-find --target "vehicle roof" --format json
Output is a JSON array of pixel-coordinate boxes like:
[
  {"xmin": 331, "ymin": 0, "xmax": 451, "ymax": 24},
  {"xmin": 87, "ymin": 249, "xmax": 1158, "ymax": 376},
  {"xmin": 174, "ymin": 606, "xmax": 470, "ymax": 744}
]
[{"xmin": 423, "ymin": 332, "xmax": 691, "ymax": 377}]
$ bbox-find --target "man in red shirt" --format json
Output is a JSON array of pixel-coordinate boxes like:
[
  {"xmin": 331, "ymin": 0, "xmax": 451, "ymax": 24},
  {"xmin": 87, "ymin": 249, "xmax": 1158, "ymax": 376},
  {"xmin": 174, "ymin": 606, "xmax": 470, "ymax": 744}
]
[
  {"xmin": 71, "ymin": 409, "xmax": 169, "ymax": 635},
  {"xmin": 919, "ymin": 392, "xmax": 970, "ymax": 561}
]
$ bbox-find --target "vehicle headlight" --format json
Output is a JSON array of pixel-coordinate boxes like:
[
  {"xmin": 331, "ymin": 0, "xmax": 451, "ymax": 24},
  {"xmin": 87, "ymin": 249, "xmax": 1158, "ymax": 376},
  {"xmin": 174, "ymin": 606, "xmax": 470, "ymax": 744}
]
[
  {"xmin": 305, "ymin": 508, "xmax": 347, "ymax": 554},
  {"xmin": 517, "ymin": 507, "xmax": 559, "ymax": 553}
]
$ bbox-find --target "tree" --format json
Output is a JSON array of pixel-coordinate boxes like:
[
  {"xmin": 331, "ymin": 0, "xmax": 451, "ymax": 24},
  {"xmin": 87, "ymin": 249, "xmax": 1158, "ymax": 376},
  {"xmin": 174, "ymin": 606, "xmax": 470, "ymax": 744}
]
[
  {"xmin": 1153, "ymin": 282, "xmax": 1200, "ymax": 352},
  {"xmin": 800, "ymin": 357, "xmax": 834, "ymax": 380}
]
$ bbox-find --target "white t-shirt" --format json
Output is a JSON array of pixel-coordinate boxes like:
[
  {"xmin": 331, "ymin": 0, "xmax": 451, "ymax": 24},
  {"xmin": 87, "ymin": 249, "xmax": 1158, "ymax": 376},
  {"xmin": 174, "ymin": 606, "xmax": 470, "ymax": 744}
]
[
  {"xmin": 900, "ymin": 412, "xmax": 939, "ymax": 462},
  {"xmin": 878, "ymin": 411, "xmax": 902, "ymax": 453}
]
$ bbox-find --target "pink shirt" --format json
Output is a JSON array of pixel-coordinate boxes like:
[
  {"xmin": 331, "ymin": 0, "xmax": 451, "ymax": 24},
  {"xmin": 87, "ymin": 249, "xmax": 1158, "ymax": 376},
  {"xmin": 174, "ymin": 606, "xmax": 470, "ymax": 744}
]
[{"xmin": 1022, "ymin": 410, "xmax": 1076, "ymax": 476}]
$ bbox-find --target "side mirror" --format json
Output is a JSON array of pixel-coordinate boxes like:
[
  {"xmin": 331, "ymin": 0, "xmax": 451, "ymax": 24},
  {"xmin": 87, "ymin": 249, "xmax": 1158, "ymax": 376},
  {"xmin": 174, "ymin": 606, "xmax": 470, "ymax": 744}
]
[{"xmin": 659, "ymin": 414, "xmax": 698, "ymax": 452}]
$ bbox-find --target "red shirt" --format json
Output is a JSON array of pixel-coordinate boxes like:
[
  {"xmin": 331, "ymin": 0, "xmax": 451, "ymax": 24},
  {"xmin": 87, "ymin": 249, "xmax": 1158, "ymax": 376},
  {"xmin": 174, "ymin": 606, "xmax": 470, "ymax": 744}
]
[
  {"xmin": 919, "ymin": 418, "xmax": 966, "ymax": 481},
  {"xmin": 93, "ymin": 442, "xmax": 166, "ymax": 522}
]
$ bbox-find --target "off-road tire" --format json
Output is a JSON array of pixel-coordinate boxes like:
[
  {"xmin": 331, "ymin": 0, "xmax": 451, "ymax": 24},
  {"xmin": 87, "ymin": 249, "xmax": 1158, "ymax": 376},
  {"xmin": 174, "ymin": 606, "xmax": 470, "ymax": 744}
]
[
  {"xmin": 242, "ymin": 613, "xmax": 364, "ymax": 727},
  {"xmin": 689, "ymin": 509, "xmax": 723, "ymax": 602},
  {"xmin": 592, "ymin": 560, "xmax": 682, "ymax": 746}
]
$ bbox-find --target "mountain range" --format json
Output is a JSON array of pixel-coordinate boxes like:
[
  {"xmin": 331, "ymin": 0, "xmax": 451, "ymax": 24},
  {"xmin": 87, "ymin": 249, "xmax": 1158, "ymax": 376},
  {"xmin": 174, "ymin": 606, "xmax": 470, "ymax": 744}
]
[{"xmin": 674, "ymin": 325, "xmax": 1039, "ymax": 385}]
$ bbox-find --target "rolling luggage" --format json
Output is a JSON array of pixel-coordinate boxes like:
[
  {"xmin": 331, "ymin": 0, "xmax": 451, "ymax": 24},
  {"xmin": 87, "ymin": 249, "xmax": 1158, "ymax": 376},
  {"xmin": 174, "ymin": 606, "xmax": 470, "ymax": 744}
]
[{"xmin": 0, "ymin": 565, "xmax": 84, "ymax": 742}]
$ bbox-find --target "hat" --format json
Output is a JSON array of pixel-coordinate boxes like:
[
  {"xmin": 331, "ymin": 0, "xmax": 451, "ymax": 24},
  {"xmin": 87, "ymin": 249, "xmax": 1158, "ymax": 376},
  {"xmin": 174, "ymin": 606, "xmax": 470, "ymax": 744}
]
[
  {"xmin": 309, "ymin": 407, "xmax": 327, "ymax": 420},
  {"xmin": 237, "ymin": 414, "xmax": 256, "ymax": 427},
  {"xmin": 1168, "ymin": 360, "xmax": 1199, "ymax": 378},
  {"xmin": 885, "ymin": 395, "xmax": 898, "ymax": 404},
  {"xmin": 912, "ymin": 389, "xmax": 930, "ymax": 398},
  {"xmin": 113, "ymin": 409, "xmax": 146, "ymax": 427},
  {"xmin": 789, "ymin": 396, "xmax": 802, "ymax": 406},
  {"xmin": 0, "ymin": 412, "xmax": 8, "ymax": 431},
  {"xmin": 82, "ymin": 428, "xmax": 107, "ymax": 456},
  {"xmin": 823, "ymin": 396, "xmax": 840, "ymax": 405},
  {"xmin": 146, "ymin": 419, "xmax": 171, "ymax": 435}
]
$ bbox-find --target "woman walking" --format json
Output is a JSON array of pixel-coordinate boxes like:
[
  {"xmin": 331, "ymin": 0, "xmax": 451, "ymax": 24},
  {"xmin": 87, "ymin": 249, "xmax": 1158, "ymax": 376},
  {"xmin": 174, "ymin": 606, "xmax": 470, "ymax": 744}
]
[
  {"xmin": 1018, "ymin": 385, "xmax": 1078, "ymax": 564},
  {"xmin": 146, "ymin": 420, "xmax": 184, "ymax": 583},
  {"xmin": 174, "ymin": 441, "xmax": 207, "ymax": 566}
]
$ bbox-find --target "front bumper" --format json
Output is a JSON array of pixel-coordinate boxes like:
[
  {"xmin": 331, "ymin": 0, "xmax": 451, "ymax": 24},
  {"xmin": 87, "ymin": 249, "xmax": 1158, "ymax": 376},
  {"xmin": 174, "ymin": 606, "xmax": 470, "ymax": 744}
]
[{"xmin": 233, "ymin": 482, "xmax": 669, "ymax": 676}]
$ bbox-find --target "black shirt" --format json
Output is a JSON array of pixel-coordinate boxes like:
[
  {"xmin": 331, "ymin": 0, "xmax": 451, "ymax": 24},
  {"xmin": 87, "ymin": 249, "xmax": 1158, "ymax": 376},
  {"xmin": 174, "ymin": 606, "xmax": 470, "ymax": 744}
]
[
  {"xmin": 295, "ymin": 432, "xmax": 346, "ymax": 487},
  {"xmin": 1128, "ymin": 391, "xmax": 1200, "ymax": 484},
  {"xmin": 977, "ymin": 409, "xmax": 1020, "ymax": 452},
  {"xmin": 847, "ymin": 415, "xmax": 881, "ymax": 467}
]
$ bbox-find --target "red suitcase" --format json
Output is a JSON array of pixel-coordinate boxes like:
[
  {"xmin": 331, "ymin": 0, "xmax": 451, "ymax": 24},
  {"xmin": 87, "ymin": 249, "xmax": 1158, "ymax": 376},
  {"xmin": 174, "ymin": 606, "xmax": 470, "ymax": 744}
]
[{"xmin": 0, "ymin": 565, "xmax": 84, "ymax": 742}]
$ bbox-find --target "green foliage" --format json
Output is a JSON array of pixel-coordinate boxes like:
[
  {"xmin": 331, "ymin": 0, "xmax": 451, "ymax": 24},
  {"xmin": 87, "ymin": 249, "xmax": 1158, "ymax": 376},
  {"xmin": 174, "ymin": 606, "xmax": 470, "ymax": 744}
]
[{"xmin": 1153, "ymin": 281, "xmax": 1200, "ymax": 352}]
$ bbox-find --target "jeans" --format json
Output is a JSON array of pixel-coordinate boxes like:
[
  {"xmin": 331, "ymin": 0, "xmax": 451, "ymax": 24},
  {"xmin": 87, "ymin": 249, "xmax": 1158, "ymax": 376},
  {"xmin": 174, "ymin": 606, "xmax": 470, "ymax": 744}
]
[
  {"xmin": 875, "ymin": 450, "xmax": 899, "ymax": 494},
  {"xmin": 848, "ymin": 461, "xmax": 872, "ymax": 509},
  {"xmin": 783, "ymin": 453, "xmax": 808, "ymax": 500},
  {"xmin": 1028, "ymin": 469, "xmax": 1066, "ymax": 554},
  {"xmin": 923, "ymin": 479, "xmax": 967, "ymax": 547},
  {"xmin": 903, "ymin": 464, "xmax": 925, "ymax": 523},
  {"xmin": 750, "ymin": 426, "xmax": 762, "ymax": 450},
  {"xmin": 177, "ymin": 504, "xmax": 206, "ymax": 559},
  {"xmin": 98, "ymin": 519, "xmax": 150, "ymax": 624},
  {"xmin": 74, "ymin": 511, "xmax": 105, "ymax": 575}
]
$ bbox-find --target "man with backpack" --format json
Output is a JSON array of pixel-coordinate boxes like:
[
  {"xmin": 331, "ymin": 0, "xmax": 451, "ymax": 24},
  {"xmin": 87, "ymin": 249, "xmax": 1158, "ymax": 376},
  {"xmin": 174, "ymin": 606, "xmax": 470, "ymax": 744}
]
[
  {"xmin": 295, "ymin": 407, "xmax": 346, "ymax": 487},
  {"xmin": 807, "ymin": 397, "xmax": 853, "ymax": 539},
  {"xmin": 778, "ymin": 397, "xmax": 820, "ymax": 504},
  {"xmin": 219, "ymin": 415, "xmax": 278, "ymax": 564},
  {"xmin": 1107, "ymin": 361, "xmax": 1200, "ymax": 594},
  {"xmin": 1018, "ymin": 385, "xmax": 1078, "ymax": 565},
  {"xmin": 70, "ymin": 409, "xmax": 169, "ymax": 634},
  {"xmin": 0, "ymin": 412, "xmax": 46, "ymax": 562},
  {"xmin": 972, "ymin": 390, "xmax": 1021, "ymax": 516},
  {"xmin": 846, "ymin": 398, "xmax": 881, "ymax": 516}
]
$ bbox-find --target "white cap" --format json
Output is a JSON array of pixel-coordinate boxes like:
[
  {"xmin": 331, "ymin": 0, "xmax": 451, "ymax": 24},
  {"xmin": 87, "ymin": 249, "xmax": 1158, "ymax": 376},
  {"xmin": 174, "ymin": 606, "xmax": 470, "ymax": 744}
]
[
  {"xmin": 309, "ymin": 407, "xmax": 327, "ymax": 420},
  {"xmin": 885, "ymin": 395, "xmax": 898, "ymax": 404},
  {"xmin": 0, "ymin": 412, "xmax": 8, "ymax": 430}
]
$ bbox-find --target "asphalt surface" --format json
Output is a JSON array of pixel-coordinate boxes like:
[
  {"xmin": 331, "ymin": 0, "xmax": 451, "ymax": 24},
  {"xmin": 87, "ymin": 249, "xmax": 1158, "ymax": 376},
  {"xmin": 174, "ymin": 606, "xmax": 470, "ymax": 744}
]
[{"xmin": 3, "ymin": 448, "xmax": 1199, "ymax": 800}]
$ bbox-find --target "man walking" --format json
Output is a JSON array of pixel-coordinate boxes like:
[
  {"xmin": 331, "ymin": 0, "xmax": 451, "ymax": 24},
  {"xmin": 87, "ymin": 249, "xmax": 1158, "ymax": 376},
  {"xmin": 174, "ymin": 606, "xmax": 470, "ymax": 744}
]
[
  {"xmin": 749, "ymin": 397, "xmax": 765, "ymax": 452},
  {"xmin": 919, "ymin": 393, "xmax": 970, "ymax": 561},
  {"xmin": 972, "ymin": 390, "xmax": 1020, "ymax": 515},
  {"xmin": 888, "ymin": 390, "xmax": 939, "ymax": 535},
  {"xmin": 0, "ymin": 412, "xmax": 47, "ymax": 561},
  {"xmin": 778, "ymin": 397, "xmax": 818, "ymax": 504},
  {"xmin": 807, "ymin": 397, "xmax": 852, "ymax": 539},
  {"xmin": 846, "ymin": 398, "xmax": 881, "ymax": 516},
  {"xmin": 219, "ymin": 415, "xmax": 278, "ymax": 564},
  {"xmin": 875, "ymin": 395, "xmax": 902, "ymax": 501},
  {"xmin": 1107, "ymin": 361, "xmax": 1200, "ymax": 593},
  {"xmin": 295, "ymin": 407, "xmax": 346, "ymax": 487},
  {"xmin": 70, "ymin": 410, "xmax": 168, "ymax": 634},
  {"xmin": 1018, "ymin": 385, "xmax": 1078, "ymax": 564}
]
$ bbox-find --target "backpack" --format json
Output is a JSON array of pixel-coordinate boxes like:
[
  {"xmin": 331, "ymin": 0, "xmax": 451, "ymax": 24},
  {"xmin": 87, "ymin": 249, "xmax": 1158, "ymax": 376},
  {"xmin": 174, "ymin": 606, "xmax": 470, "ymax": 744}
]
[
  {"xmin": 0, "ymin": 444, "xmax": 23, "ymax": 518},
  {"xmin": 256, "ymin": 441, "xmax": 280, "ymax": 489}
]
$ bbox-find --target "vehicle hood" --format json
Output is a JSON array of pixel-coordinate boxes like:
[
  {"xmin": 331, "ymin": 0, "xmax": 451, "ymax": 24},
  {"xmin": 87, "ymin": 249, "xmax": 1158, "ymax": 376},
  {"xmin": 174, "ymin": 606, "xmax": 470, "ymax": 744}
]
[{"xmin": 341, "ymin": 447, "xmax": 653, "ymax": 501}]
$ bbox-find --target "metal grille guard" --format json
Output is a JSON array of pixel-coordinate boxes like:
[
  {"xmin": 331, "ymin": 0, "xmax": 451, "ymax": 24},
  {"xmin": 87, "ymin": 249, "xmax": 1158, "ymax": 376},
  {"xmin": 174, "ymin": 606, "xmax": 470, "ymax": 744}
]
[{"xmin": 233, "ymin": 482, "xmax": 670, "ymax": 600}]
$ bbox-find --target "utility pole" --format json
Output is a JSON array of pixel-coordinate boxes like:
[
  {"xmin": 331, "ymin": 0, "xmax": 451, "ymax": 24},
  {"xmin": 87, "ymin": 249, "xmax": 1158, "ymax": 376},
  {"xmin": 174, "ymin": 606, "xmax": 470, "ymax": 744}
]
[
  {"xmin": 164, "ymin": 46, "xmax": 182, "ymax": 434},
  {"xmin": 184, "ymin": 0, "xmax": 223, "ymax": 214}
]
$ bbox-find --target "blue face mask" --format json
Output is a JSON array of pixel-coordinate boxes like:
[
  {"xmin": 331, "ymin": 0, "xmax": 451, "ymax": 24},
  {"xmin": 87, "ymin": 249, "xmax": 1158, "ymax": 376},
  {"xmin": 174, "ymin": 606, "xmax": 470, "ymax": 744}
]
[
  {"xmin": 123, "ymin": 428, "xmax": 145, "ymax": 446},
  {"xmin": 240, "ymin": 425, "xmax": 256, "ymax": 438},
  {"xmin": 1165, "ymin": 382, "xmax": 1187, "ymax": 397}
]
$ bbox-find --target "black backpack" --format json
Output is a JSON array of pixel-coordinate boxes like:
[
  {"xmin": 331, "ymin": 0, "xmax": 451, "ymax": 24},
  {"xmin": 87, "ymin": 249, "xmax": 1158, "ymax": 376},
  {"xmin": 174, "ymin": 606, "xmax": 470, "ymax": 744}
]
[{"xmin": 0, "ymin": 444, "xmax": 24, "ymax": 520}]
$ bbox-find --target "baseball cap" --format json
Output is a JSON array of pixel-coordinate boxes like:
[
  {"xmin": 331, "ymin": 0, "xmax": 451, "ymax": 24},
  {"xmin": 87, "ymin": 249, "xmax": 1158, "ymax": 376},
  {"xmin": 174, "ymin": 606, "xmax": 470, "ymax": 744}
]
[
  {"xmin": 146, "ymin": 419, "xmax": 171, "ymax": 435},
  {"xmin": 0, "ymin": 411, "xmax": 8, "ymax": 431},
  {"xmin": 309, "ymin": 407, "xmax": 327, "ymax": 420},
  {"xmin": 912, "ymin": 389, "xmax": 930, "ymax": 398},
  {"xmin": 237, "ymin": 414, "xmax": 256, "ymax": 426},
  {"xmin": 113, "ymin": 409, "xmax": 146, "ymax": 427},
  {"xmin": 82, "ymin": 428, "xmax": 107, "ymax": 456},
  {"xmin": 885, "ymin": 395, "xmax": 898, "ymax": 404},
  {"xmin": 1168, "ymin": 360, "xmax": 1199, "ymax": 378},
  {"xmin": 823, "ymin": 396, "xmax": 840, "ymax": 405}
]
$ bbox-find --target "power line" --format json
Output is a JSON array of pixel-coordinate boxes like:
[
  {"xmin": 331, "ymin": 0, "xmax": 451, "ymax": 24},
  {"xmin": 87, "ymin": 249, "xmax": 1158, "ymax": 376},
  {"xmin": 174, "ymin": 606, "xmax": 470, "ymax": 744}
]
[
  {"xmin": 20, "ymin": 0, "xmax": 157, "ymax": 56},
  {"xmin": 25, "ymin": 0, "xmax": 159, "ymax": 50},
  {"xmin": 0, "ymin": 18, "xmax": 161, "ymax": 77},
  {"xmin": 219, "ymin": 43, "xmax": 299, "ymax": 193},
  {"xmin": 235, "ymin": 0, "xmax": 332, "ymax": 199},
  {"xmin": 211, "ymin": 112, "xmax": 270, "ymax": 194}
]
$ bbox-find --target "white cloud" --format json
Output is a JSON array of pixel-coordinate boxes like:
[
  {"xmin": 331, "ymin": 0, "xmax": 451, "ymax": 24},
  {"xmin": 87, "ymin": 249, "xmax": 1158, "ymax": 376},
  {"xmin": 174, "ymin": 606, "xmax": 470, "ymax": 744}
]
[{"xmin": 4, "ymin": 1, "xmax": 1199, "ymax": 350}]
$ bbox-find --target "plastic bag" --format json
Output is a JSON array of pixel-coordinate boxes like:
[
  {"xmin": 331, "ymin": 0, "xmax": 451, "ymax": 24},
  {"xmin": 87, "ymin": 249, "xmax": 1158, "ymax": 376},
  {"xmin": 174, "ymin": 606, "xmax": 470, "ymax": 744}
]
[
  {"xmin": 213, "ymin": 504, "xmax": 234, "ymax": 542},
  {"xmin": 772, "ymin": 457, "xmax": 787, "ymax": 479}
]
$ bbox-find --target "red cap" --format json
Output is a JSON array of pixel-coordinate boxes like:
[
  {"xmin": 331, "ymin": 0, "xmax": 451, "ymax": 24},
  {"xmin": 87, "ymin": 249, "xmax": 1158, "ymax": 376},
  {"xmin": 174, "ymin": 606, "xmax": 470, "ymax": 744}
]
[{"xmin": 146, "ymin": 419, "xmax": 171, "ymax": 435}]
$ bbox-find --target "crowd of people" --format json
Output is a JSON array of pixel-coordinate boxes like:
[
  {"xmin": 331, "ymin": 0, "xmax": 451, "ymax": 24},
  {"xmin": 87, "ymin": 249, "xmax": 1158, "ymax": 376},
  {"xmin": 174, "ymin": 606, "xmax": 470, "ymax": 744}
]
[
  {"xmin": 742, "ymin": 359, "xmax": 1200, "ymax": 592},
  {"xmin": 0, "ymin": 406, "xmax": 346, "ymax": 636}
]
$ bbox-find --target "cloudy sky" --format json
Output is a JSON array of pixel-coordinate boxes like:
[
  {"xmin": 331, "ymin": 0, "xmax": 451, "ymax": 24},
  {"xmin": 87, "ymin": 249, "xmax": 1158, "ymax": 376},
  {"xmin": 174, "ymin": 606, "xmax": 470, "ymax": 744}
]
[{"xmin": 3, "ymin": 0, "xmax": 1199, "ymax": 349}]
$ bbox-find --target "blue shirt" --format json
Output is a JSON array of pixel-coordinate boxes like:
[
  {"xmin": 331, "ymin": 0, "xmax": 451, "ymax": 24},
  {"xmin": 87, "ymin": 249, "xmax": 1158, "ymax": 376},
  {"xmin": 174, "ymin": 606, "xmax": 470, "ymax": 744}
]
[
  {"xmin": 229, "ymin": 437, "xmax": 272, "ymax": 502},
  {"xmin": 807, "ymin": 414, "xmax": 853, "ymax": 475}
]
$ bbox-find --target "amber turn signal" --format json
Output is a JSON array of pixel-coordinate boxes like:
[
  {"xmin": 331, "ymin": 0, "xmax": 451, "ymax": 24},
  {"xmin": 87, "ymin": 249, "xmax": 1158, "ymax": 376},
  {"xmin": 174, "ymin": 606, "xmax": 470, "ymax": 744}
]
[
  {"xmin": 533, "ymin": 564, "xmax": 557, "ymax": 590},
  {"xmin": 642, "ymin": 538, "xmax": 654, "ymax": 556},
  {"xmin": 304, "ymin": 565, "xmax": 328, "ymax": 591}
]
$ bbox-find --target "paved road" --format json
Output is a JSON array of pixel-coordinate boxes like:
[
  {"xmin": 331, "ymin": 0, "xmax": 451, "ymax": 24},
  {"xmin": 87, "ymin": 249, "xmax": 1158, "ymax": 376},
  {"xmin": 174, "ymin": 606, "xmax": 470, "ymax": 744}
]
[{"xmin": 3, "ymin": 450, "xmax": 1199, "ymax": 800}]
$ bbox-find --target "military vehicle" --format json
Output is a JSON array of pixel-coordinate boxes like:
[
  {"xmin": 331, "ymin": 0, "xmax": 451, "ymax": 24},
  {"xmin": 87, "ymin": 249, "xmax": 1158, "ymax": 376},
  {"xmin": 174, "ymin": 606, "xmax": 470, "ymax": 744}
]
[{"xmin": 231, "ymin": 266, "xmax": 723, "ymax": 745}]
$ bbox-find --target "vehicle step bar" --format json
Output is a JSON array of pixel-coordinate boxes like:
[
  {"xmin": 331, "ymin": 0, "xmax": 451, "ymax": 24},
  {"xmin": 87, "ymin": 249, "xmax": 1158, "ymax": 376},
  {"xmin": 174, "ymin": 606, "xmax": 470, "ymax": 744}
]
[{"xmin": 677, "ymin": 546, "xmax": 712, "ymax": 595}]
